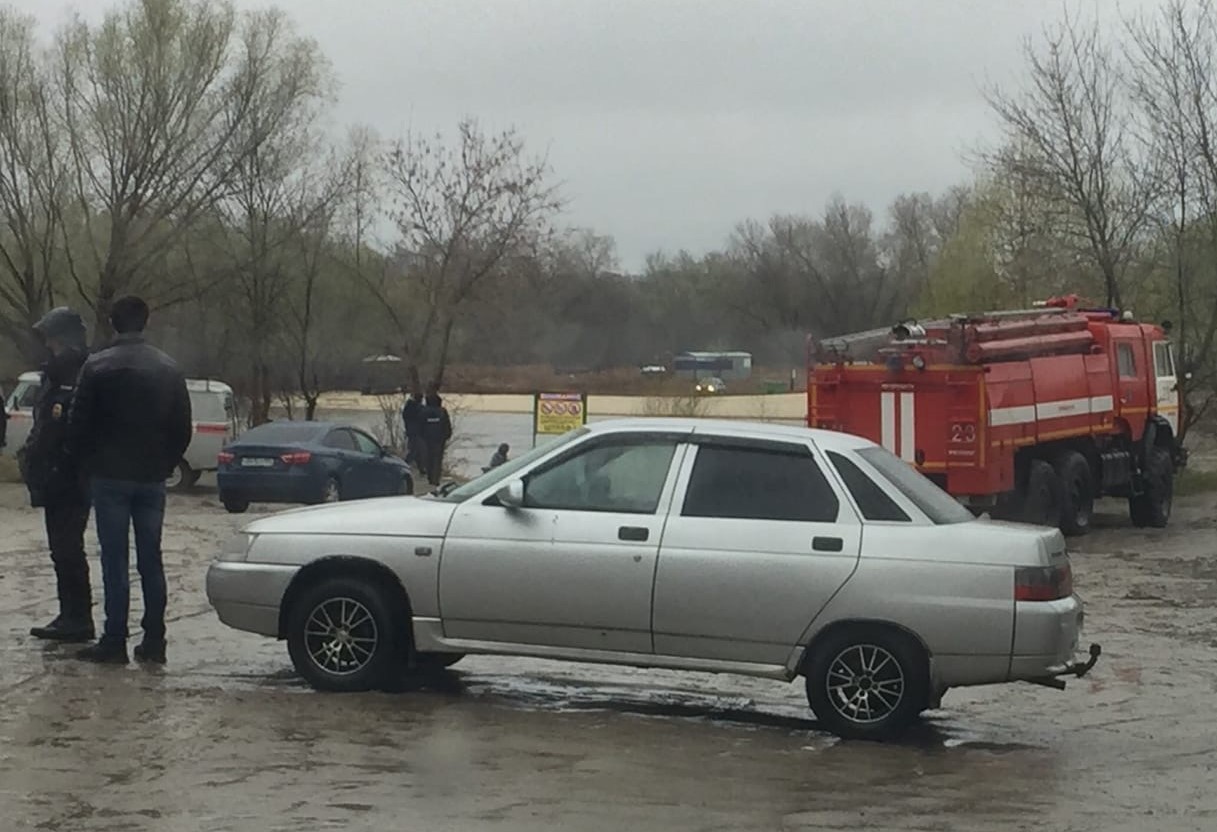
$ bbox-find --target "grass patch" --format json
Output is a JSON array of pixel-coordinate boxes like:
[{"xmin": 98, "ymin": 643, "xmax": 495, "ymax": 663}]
[
  {"xmin": 1176, "ymin": 467, "xmax": 1217, "ymax": 496},
  {"xmin": 0, "ymin": 455, "xmax": 20, "ymax": 484},
  {"xmin": 641, "ymin": 395, "xmax": 708, "ymax": 418}
]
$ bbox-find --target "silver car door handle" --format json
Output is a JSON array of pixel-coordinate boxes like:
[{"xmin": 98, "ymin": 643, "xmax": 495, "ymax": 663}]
[
  {"xmin": 618, "ymin": 526, "xmax": 649, "ymax": 542},
  {"xmin": 813, "ymin": 536, "xmax": 844, "ymax": 553}
]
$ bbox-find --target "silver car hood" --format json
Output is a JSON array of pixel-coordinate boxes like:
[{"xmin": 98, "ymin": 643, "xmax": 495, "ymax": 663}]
[{"xmin": 242, "ymin": 496, "xmax": 459, "ymax": 537}]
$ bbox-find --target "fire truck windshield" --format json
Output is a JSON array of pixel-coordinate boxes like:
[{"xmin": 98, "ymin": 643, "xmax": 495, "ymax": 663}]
[{"xmin": 857, "ymin": 447, "xmax": 975, "ymax": 525}]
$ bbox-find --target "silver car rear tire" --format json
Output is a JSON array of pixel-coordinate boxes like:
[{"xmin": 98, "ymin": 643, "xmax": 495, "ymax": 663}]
[{"xmin": 805, "ymin": 626, "xmax": 928, "ymax": 741}]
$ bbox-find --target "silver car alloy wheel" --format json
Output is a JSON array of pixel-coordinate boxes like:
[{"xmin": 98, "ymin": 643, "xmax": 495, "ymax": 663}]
[
  {"xmin": 304, "ymin": 597, "xmax": 379, "ymax": 676},
  {"xmin": 165, "ymin": 465, "xmax": 183, "ymax": 490},
  {"xmin": 825, "ymin": 644, "xmax": 905, "ymax": 724}
]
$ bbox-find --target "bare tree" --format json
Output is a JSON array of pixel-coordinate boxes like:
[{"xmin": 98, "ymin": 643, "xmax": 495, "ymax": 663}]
[
  {"xmin": 285, "ymin": 214, "xmax": 331, "ymax": 422},
  {"xmin": 0, "ymin": 10, "xmax": 65, "ymax": 359},
  {"xmin": 987, "ymin": 14, "xmax": 1157, "ymax": 307},
  {"xmin": 48, "ymin": 0, "xmax": 324, "ymax": 342},
  {"xmin": 205, "ymin": 9, "xmax": 331, "ymax": 423},
  {"xmin": 728, "ymin": 218, "xmax": 803, "ymax": 332},
  {"xmin": 365, "ymin": 119, "xmax": 561, "ymax": 390},
  {"xmin": 1128, "ymin": 0, "xmax": 1217, "ymax": 432},
  {"xmin": 728, "ymin": 198, "xmax": 905, "ymax": 339},
  {"xmin": 283, "ymin": 141, "xmax": 368, "ymax": 421},
  {"xmin": 883, "ymin": 191, "xmax": 964, "ymax": 303}
]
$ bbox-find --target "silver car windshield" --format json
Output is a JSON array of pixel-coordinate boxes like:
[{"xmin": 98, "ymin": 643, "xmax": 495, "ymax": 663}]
[
  {"xmin": 437, "ymin": 427, "xmax": 591, "ymax": 502},
  {"xmin": 856, "ymin": 447, "xmax": 974, "ymax": 525}
]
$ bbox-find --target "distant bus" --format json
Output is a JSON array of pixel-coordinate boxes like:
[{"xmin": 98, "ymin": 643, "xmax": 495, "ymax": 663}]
[{"xmin": 673, "ymin": 351, "xmax": 753, "ymax": 380}]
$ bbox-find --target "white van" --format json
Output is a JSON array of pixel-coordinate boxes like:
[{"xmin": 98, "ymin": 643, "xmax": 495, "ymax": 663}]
[
  {"xmin": 2, "ymin": 371, "xmax": 41, "ymax": 456},
  {"xmin": 176, "ymin": 379, "xmax": 237, "ymax": 490},
  {"xmin": 3, "ymin": 373, "xmax": 236, "ymax": 491}
]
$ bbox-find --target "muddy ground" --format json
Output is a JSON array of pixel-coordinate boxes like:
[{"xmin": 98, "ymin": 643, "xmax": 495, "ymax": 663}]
[{"xmin": 0, "ymin": 481, "xmax": 1215, "ymax": 831}]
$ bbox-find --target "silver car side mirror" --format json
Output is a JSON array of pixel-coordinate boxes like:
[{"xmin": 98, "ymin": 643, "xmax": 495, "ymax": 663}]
[{"xmin": 497, "ymin": 479, "xmax": 525, "ymax": 509}]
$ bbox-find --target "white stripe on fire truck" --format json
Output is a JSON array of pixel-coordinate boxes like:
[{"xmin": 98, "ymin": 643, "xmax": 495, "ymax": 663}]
[
  {"xmin": 881, "ymin": 392, "xmax": 897, "ymax": 454},
  {"xmin": 900, "ymin": 392, "xmax": 916, "ymax": 463},
  {"xmin": 988, "ymin": 396, "xmax": 1115, "ymax": 427}
]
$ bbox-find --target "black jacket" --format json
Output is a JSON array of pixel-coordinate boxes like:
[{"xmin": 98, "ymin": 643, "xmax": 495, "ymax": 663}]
[
  {"xmin": 20, "ymin": 349, "xmax": 88, "ymax": 507},
  {"xmin": 67, "ymin": 334, "xmax": 192, "ymax": 483},
  {"xmin": 420, "ymin": 397, "xmax": 452, "ymax": 445},
  {"xmin": 402, "ymin": 395, "xmax": 423, "ymax": 438}
]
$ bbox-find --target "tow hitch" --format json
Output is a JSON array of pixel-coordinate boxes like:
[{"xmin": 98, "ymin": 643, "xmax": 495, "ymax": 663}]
[{"xmin": 1026, "ymin": 643, "xmax": 1102, "ymax": 690}]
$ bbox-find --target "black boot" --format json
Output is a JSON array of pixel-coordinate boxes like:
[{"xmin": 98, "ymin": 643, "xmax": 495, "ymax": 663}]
[
  {"xmin": 30, "ymin": 614, "xmax": 63, "ymax": 639},
  {"xmin": 76, "ymin": 639, "xmax": 129, "ymax": 664},
  {"xmin": 134, "ymin": 639, "xmax": 166, "ymax": 664},
  {"xmin": 31, "ymin": 615, "xmax": 95, "ymax": 642}
]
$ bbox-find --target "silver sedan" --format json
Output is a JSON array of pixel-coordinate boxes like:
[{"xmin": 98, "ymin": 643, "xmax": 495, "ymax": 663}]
[{"xmin": 206, "ymin": 418, "xmax": 1098, "ymax": 740}]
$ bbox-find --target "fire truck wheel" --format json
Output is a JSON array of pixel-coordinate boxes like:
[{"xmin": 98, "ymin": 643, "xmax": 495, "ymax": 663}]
[
  {"xmin": 1054, "ymin": 451, "xmax": 1094, "ymax": 537},
  {"xmin": 1130, "ymin": 446, "xmax": 1173, "ymax": 529},
  {"xmin": 1021, "ymin": 459, "xmax": 1063, "ymax": 528}
]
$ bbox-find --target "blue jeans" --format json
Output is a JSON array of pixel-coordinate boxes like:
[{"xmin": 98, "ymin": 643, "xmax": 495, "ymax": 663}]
[{"xmin": 92, "ymin": 478, "xmax": 168, "ymax": 643}]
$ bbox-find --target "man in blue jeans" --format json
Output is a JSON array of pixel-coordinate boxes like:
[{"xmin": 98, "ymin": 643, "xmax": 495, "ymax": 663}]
[{"xmin": 67, "ymin": 296, "xmax": 192, "ymax": 665}]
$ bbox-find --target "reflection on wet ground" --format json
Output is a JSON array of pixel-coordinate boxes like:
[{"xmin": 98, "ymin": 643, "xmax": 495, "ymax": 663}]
[{"xmin": 1, "ymin": 483, "xmax": 1216, "ymax": 830}]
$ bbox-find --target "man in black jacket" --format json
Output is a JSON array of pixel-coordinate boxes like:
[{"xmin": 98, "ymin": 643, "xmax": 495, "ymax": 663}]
[
  {"xmin": 67, "ymin": 296, "xmax": 192, "ymax": 665},
  {"xmin": 419, "ymin": 384, "xmax": 453, "ymax": 487},
  {"xmin": 401, "ymin": 388, "xmax": 424, "ymax": 467},
  {"xmin": 21, "ymin": 308, "xmax": 93, "ymax": 642}
]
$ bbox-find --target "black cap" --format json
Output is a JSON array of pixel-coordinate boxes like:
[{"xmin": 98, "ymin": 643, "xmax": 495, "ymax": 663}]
[{"xmin": 33, "ymin": 307, "xmax": 87, "ymax": 349}]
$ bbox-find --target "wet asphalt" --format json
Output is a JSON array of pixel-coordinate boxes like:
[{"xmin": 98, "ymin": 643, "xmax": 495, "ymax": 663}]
[{"xmin": 1, "ymin": 479, "xmax": 1215, "ymax": 831}]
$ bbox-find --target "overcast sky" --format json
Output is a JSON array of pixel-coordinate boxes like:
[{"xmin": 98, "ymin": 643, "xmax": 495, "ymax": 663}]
[{"xmin": 17, "ymin": 0, "xmax": 1160, "ymax": 270}]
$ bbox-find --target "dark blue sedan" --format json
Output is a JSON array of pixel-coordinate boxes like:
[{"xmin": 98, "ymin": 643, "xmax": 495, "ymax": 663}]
[{"xmin": 216, "ymin": 421, "xmax": 413, "ymax": 514}]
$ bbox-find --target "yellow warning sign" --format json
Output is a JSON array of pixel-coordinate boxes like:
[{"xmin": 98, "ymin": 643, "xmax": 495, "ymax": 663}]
[{"xmin": 533, "ymin": 392, "xmax": 587, "ymax": 436}]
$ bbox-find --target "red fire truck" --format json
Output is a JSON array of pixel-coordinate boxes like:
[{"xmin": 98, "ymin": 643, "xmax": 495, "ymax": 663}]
[{"xmin": 807, "ymin": 296, "xmax": 1185, "ymax": 534}]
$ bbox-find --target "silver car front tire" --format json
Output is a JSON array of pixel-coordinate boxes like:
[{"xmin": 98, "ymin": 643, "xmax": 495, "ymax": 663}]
[{"xmin": 286, "ymin": 577, "xmax": 405, "ymax": 692}]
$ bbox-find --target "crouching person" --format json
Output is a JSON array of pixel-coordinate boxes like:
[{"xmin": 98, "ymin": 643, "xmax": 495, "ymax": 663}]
[{"xmin": 21, "ymin": 308, "xmax": 93, "ymax": 642}]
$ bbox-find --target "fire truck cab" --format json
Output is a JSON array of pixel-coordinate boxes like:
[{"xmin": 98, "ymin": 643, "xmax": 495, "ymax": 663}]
[{"xmin": 808, "ymin": 297, "xmax": 1184, "ymax": 535}]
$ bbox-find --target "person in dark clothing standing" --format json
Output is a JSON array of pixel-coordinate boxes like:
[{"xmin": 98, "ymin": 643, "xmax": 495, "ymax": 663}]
[
  {"xmin": 0, "ymin": 382, "xmax": 8, "ymax": 450},
  {"xmin": 21, "ymin": 308, "xmax": 93, "ymax": 642},
  {"xmin": 419, "ymin": 384, "xmax": 452, "ymax": 487},
  {"xmin": 67, "ymin": 297, "xmax": 192, "ymax": 665},
  {"xmin": 401, "ymin": 388, "xmax": 424, "ymax": 467}
]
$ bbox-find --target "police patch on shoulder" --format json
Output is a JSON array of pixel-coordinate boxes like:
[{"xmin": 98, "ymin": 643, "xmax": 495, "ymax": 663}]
[{"xmin": 51, "ymin": 403, "xmax": 63, "ymax": 420}]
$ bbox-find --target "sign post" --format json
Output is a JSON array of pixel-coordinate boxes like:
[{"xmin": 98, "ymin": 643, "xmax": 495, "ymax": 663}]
[{"xmin": 532, "ymin": 392, "xmax": 588, "ymax": 446}]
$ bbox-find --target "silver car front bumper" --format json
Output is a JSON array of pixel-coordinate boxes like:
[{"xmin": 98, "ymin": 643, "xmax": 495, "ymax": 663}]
[{"xmin": 206, "ymin": 561, "xmax": 299, "ymax": 638}]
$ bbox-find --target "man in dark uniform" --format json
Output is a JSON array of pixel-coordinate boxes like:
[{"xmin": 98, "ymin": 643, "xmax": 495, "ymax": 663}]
[
  {"xmin": 20, "ymin": 307, "xmax": 93, "ymax": 642},
  {"xmin": 419, "ymin": 383, "xmax": 453, "ymax": 487},
  {"xmin": 0, "ymin": 381, "xmax": 8, "ymax": 450},
  {"xmin": 401, "ymin": 388, "xmax": 424, "ymax": 467}
]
